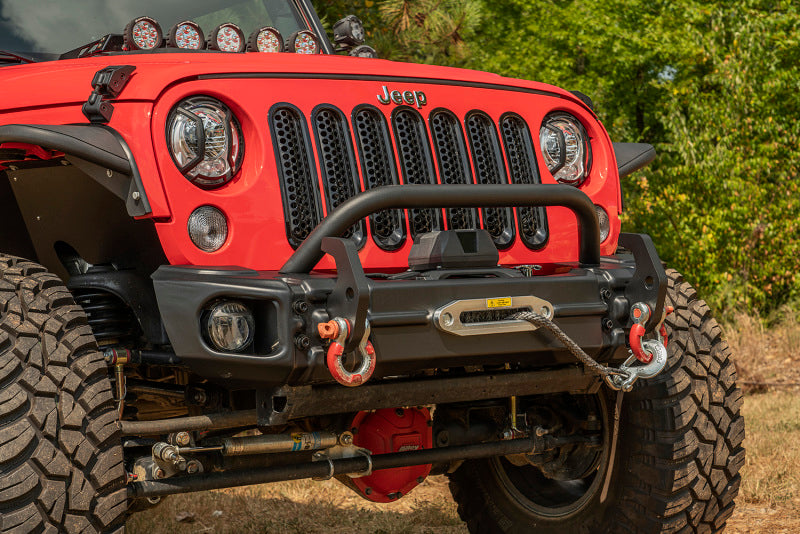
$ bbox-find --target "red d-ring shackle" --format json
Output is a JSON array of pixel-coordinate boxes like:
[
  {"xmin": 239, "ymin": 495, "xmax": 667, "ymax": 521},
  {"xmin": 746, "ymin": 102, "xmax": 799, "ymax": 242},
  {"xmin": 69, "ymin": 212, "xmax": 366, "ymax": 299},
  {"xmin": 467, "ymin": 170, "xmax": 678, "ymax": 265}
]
[{"xmin": 318, "ymin": 318, "xmax": 376, "ymax": 387}]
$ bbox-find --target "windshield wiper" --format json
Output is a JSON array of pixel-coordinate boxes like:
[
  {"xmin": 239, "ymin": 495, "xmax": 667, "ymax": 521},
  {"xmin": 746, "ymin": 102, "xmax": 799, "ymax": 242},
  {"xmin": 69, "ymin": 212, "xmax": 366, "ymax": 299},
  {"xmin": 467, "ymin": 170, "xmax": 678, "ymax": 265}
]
[{"xmin": 0, "ymin": 51, "xmax": 36, "ymax": 64}]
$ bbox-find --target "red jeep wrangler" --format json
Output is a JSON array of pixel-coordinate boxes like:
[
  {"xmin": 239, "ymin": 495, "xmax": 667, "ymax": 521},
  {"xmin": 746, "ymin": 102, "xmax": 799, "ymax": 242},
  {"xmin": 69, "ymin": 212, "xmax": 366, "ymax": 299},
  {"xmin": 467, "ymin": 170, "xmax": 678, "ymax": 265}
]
[{"xmin": 0, "ymin": 1, "xmax": 743, "ymax": 532}]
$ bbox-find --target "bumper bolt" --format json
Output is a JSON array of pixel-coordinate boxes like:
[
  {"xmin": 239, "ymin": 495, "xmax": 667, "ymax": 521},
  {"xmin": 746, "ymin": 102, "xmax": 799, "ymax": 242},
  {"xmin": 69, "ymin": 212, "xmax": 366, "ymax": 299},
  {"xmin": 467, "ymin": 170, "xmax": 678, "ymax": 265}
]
[
  {"xmin": 292, "ymin": 300, "xmax": 309, "ymax": 315},
  {"xmin": 295, "ymin": 335, "xmax": 311, "ymax": 350},
  {"xmin": 602, "ymin": 318, "xmax": 614, "ymax": 330}
]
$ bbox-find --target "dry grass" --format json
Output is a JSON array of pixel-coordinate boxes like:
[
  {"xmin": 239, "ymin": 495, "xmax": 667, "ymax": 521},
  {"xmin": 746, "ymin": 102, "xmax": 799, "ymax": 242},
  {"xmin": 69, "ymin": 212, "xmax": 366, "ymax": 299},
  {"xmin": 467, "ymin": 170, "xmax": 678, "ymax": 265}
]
[
  {"xmin": 129, "ymin": 315, "xmax": 800, "ymax": 533},
  {"xmin": 724, "ymin": 389, "xmax": 800, "ymax": 533},
  {"xmin": 127, "ymin": 476, "xmax": 465, "ymax": 534},
  {"xmin": 724, "ymin": 311, "xmax": 800, "ymax": 391}
]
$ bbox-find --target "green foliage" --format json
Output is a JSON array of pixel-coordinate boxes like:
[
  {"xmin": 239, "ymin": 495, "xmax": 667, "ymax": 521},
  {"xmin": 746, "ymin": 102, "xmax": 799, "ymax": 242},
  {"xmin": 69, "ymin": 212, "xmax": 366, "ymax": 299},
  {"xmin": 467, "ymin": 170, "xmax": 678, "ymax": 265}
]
[
  {"xmin": 311, "ymin": 0, "xmax": 800, "ymax": 316},
  {"xmin": 314, "ymin": 0, "xmax": 483, "ymax": 64}
]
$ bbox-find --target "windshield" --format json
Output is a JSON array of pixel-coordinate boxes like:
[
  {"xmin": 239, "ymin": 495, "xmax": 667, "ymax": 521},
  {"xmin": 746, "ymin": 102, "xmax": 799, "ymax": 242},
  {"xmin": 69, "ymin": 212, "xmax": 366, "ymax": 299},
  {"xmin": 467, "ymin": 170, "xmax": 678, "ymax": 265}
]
[{"xmin": 0, "ymin": 0, "xmax": 308, "ymax": 60}]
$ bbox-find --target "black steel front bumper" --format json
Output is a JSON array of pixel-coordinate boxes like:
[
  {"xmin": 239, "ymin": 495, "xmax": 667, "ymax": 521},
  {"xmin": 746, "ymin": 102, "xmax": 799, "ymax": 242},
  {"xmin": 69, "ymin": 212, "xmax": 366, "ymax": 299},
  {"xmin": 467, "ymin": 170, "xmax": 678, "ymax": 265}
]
[{"xmin": 152, "ymin": 185, "xmax": 667, "ymax": 388}]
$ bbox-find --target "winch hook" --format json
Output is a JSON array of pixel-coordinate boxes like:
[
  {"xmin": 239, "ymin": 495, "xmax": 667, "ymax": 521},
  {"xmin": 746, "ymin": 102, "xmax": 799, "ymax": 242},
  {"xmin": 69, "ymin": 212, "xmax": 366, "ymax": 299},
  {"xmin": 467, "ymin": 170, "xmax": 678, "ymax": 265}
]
[{"xmin": 606, "ymin": 303, "xmax": 674, "ymax": 391}]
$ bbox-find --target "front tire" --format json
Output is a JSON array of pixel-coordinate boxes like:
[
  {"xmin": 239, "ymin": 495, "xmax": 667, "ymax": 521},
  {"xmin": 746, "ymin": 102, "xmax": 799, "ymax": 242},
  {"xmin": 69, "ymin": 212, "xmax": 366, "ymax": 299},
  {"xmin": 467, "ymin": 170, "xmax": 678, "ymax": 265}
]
[
  {"xmin": 449, "ymin": 269, "xmax": 745, "ymax": 533},
  {"xmin": 0, "ymin": 255, "xmax": 126, "ymax": 533}
]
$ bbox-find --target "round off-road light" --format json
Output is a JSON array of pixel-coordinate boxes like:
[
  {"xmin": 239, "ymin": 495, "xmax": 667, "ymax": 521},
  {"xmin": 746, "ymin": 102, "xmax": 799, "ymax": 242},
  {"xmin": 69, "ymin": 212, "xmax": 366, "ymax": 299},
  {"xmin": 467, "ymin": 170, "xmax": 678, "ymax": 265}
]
[
  {"xmin": 188, "ymin": 206, "xmax": 228, "ymax": 252},
  {"xmin": 168, "ymin": 21, "xmax": 204, "ymax": 50},
  {"xmin": 349, "ymin": 45, "xmax": 378, "ymax": 58},
  {"xmin": 207, "ymin": 23, "xmax": 245, "ymax": 53},
  {"xmin": 205, "ymin": 301, "xmax": 254, "ymax": 353},
  {"xmin": 124, "ymin": 16, "xmax": 163, "ymax": 51},
  {"xmin": 333, "ymin": 15, "xmax": 366, "ymax": 48},
  {"xmin": 287, "ymin": 31, "xmax": 320, "ymax": 54},
  {"xmin": 594, "ymin": 205, "xmax": 610, "ymax": 242},
  {"xmin": 248, "ymin": 27, "xmax": 283, "ymax": 53}
]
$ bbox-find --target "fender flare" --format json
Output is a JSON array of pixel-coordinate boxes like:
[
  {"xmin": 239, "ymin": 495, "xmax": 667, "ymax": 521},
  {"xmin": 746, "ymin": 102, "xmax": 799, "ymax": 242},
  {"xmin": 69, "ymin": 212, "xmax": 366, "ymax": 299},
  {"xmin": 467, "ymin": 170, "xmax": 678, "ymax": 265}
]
[{"xmin": 0, "ymin": 123, "xmax": 150, "ymax": 216}]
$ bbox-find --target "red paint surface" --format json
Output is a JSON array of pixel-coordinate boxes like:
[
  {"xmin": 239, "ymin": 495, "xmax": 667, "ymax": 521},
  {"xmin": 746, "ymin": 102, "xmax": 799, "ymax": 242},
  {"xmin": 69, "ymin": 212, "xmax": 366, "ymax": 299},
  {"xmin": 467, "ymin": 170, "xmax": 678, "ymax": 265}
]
[{"xmin": 0, "ymin": 52, "xmax": 622, "ymax": 271}]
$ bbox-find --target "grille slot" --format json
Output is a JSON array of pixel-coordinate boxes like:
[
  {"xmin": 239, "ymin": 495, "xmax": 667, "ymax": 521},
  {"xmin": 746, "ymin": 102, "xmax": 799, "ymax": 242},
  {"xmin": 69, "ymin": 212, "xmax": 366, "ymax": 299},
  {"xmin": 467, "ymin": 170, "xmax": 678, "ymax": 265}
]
[
  {"xmin": 352, "ymin": 106, "xmax": 406, "ymax": 251},
  {"xmin": 312, "ymin": 105, "xmax": 365, "ymax": 247},
  {"xmin": 270, "ymin": 104, "xmax": 323, "ymax": 249},
  {"xmin": 430, "ymin": 109, "xmax": 478, "ymax": 230},
  {"xmin": 392, "ymin": 107, "xmax": 442, "ymax": 239},
  {"xmin": 465, "ymin": 112, "xmax": 516, "ymax": 249},
  {"xmin": 500, "ymin": 113, "xmax": 548, "ymax": 249}
]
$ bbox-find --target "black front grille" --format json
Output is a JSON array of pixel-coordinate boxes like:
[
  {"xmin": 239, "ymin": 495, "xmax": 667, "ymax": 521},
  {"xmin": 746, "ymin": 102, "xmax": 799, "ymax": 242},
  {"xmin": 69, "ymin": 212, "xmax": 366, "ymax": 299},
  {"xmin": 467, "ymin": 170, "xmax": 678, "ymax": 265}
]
[
  {"xmin": 392, "ymin": 107, "xmax": 442, "ymax": 239},
  {"xmin": 271, "ymin": 103, "xmax": 550, "ymax": 254},
  {"xmin": 352, "ymin": 106, "xmax": 406, "ymax": 251},
  {"xmin": 466, "ymin": 112, "xmax": 515, "ymax": 249},
  {"xmin": 430, "ymin": 109, "xmax": 478, "ymax": 230},
  {"xmin": 500, "ymin": 114, "xmax": 549, "ymax": 249},
  {"xmin": 269, "ymin": 104, "xmax": 323, "ymax": 249},
  {"xmin": 312, "ymin": 105, "xmax": 365, "ymax": 246}
]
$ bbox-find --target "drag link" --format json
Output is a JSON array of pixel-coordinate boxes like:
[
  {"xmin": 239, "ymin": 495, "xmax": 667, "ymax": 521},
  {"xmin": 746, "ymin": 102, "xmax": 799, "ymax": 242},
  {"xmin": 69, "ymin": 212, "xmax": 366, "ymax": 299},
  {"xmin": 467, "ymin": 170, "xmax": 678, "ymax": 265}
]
[{"xmin": 127, "ymin": 435, "xmax": 543, "ymax": 499}]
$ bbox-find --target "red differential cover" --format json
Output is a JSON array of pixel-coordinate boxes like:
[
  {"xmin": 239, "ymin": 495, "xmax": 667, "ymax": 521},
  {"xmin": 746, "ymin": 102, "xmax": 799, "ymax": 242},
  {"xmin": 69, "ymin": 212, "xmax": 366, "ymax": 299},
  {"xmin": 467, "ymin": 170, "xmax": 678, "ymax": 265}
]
[{"xmin": 351, "ymin": 407, "xmax": 433, "ymax": 503}]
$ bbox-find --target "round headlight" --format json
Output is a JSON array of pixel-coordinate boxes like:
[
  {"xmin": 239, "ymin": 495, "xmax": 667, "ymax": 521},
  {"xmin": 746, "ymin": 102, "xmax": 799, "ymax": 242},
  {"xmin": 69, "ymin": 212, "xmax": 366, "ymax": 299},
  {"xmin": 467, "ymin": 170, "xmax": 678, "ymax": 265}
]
[
  {"xmin": 287, "ymin": 31, "xmax": 320, "ymax": 54},
  {"xmin": 594, "ymin": 205, "xmax": 610, "ymax": 242},
  {"xmin": 248, "ymin": 27, "xmax": 283, "ymax": 53},
  {"xmin": 207, "ymin": 23, "xmax": 245, "ymax": 53},
  {"xmin": 124, "ymin": 16, "xmax": 162, "ymax": 51},
  {"xmin": 167, "ymin": 96, "xmax": 243, "ymax": 188},
  {"xmin": 205, "ymin": 301, "xmax": 254, "ymax": 353},
  {"xmin": 168, "ymin": 21, "xmax": 204, "ymax": 50},
  {"xmin": 539, "ymin": 112, "xmax": 591, "ymax": 186},
  {"xmin": 188, "ymin": 206, "xmax": 228, "ymax": 252}
]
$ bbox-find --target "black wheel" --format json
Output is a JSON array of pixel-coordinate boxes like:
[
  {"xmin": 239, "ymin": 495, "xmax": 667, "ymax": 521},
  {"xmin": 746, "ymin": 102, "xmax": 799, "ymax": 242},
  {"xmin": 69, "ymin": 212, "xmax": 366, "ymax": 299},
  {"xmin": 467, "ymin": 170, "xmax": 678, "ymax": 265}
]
[
  {"xmin": 0, "ymin": 255, "xmax": 127, "ymax": 533},
  {"xmin": 449, "ymin": 269, "xmax": 745, "ymax": 533}
]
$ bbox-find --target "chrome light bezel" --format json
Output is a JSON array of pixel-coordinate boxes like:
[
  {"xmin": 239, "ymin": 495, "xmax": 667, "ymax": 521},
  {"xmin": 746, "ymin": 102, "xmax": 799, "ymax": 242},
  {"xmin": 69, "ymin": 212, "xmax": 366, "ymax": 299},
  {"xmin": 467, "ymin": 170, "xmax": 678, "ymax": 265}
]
[
  {"xmin": 166, "ymin": 96, "xmax": 244, "ymax": 189},
  {"xmin": 539, "ymin": 112, "xmax": 592, "ymax": 186}
]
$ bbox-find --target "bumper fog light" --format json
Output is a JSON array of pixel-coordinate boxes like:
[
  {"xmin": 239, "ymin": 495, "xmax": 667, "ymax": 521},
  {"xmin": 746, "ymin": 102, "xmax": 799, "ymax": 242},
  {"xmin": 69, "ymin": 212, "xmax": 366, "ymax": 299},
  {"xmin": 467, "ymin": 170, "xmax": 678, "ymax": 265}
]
[
  {"xmin": 205, "ymin": 301, "xmax": 254, "ymax": 352},
  {"xmin": 188, "ymin": 206, "xmax": 228, "ymax": 252},
  {"xmin": 594, "ymin": 205, "xmax": 610, "ymax": 242}
]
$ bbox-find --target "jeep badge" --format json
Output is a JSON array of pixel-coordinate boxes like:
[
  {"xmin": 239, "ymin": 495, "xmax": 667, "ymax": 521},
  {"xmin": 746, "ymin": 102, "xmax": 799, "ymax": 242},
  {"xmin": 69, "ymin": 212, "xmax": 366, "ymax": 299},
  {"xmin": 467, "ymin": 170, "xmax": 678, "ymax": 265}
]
[{"xmin": 377, "ymin": 85, "xmax": 427, "ymax": 108}]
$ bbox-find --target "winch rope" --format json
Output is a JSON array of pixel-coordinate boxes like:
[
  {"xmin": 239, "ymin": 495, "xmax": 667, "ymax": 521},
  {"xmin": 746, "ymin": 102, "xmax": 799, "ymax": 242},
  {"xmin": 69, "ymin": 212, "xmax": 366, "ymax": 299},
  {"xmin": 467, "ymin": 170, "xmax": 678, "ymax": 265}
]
[{"xmin": 510, "ymin": 311, "xmax": 626, "ymax": 380}]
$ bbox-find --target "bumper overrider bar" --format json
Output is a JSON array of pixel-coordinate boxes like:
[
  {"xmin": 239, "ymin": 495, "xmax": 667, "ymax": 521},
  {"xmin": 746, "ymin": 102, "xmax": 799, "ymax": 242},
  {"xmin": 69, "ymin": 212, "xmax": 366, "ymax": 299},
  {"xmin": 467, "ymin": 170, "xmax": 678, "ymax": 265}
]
[
  {"xmin": 152, "ymin": 184, "xmax": 667, "ymax": 393},
  {"xmin": 280, "ymin": 184, "xmax": 602, "ymax": 273}
]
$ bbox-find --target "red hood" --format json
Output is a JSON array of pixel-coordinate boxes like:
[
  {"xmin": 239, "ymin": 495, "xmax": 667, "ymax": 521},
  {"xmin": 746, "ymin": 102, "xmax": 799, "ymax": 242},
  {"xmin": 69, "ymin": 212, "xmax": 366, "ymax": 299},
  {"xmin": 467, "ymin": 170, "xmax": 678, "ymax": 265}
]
[{"xmin": 0, "ymin": 52, "xmax": 590, "ymax": 114}]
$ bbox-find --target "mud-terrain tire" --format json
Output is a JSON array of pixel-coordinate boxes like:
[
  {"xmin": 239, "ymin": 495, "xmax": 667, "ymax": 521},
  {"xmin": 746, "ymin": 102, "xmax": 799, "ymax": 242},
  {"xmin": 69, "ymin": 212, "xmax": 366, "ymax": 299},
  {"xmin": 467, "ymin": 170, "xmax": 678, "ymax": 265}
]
[
  {"xmin": 0, "ymin": 255, "xmax": 126, "ymax": 533},
  {"xmin": 449, "ymin": 269, "xmax": 745, "ymax": 533}
]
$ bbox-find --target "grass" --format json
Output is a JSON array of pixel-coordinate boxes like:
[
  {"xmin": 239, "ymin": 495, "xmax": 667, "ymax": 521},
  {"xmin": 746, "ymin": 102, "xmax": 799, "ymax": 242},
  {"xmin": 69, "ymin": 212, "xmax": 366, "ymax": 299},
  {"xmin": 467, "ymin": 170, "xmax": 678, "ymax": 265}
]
[
  {"xmin": 127, "ymin": 476, "xmax": 465, "ymax": 533},
  {"xmin": 129, "ymin": 314, "xmax": 800, "ymax": 533},
  {"xmin": 738, "ymin": 391, "xmax": 800, "ymax": 507}
]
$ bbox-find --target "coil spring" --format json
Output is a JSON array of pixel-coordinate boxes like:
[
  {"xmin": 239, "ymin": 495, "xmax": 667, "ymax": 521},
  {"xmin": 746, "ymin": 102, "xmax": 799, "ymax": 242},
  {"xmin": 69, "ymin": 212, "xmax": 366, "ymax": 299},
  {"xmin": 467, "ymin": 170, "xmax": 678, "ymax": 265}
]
[{"xmin": 71, "ymin": 289, "xmax": 140, "ymax": 346}]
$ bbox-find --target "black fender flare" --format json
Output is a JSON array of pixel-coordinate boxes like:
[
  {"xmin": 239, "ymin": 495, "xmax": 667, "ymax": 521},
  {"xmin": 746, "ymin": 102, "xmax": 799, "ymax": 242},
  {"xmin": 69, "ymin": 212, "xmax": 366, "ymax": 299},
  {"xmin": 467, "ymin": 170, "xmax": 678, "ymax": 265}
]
[{"xmin": 0, "ymin": 123, "xmax": 150, "ymax": 216}]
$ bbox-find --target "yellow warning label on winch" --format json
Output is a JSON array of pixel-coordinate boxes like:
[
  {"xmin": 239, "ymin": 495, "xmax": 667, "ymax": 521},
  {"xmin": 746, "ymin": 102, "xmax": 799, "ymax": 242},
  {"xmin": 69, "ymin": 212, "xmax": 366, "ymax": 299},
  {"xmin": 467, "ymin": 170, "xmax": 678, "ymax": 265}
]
[{"xmin": 486, "ymin": 297, "xmax": 513, "ymax": 309}]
